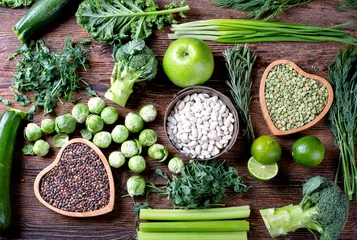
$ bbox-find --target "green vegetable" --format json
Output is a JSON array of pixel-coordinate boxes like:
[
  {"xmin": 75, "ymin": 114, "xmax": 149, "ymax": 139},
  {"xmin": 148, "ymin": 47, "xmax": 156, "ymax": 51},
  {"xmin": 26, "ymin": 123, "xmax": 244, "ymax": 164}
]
[
  {"xmin": 13, "ymin": 0, "xmax": 70, "ymax": 43},
  {"xmin": 155, "ymin": 160, "xmax": 249, "ymax": 208},
  {"xmin": 260, "ymin": 176, "xmax": 349, "ymax": 239},
  {"xmin": 223, "ymin": 44, "xmax": 256, "ymax": 142},
  {"xmin": 23, "ymin": 122, "xmax": 42, "ymax": 141},
  {"xmin": 168, "ymin": 19, "xmax": 357, "ymax": 45},
  {"xmin": 55, "ymin": 114, "xmax": 76, "ymax": 134},
  {"xmin": 327, "ymin": 46, "xmax": 357, "ymax": 201},
  {"xmin": 121, "ymin": 139, "xmax": 142, "ymax": 158},
  {"xmin": 168, "ymin": 157, "xmax": 185, "ymax": 174},
  {"xmin": 127, "ymin": 175, "xmax": 146, "ymax": 198},
  {"xmin": 104, "ymin": 40, "xmax": 158, "ymax": 107},
  {"xmin": 85, "ymin": 114, "xmax": 104, "ymax": 133},
  {"xmin": 40, "ymin": 119, "xmax": 55, "ymax": 134},
  {"xmin": 53, "ymin": 134, "xmax": 69, "ymax": 147},
  {"xmin": 93, "ymin": 131, "xmax": 112, "ymax": 148},
  {"xmin": 148, "ymin": 144, "xmax": 168, "ymax": 162},
  {"xmin": 108, "ymin": 151, "xmax": 125, "ymax": 168},
  {"xmin": 0, "ymin": 0, "xmax": 32, "ymax": 8},
  {"xmin": 139, "ymin": 205, "xmax": 251, "ymax": 220},
  {"xmin": 9, "ymin": 39, "xmax": 96, "ymax": 115},
  {"xmin": 100, "ymin": 106, "xmax": 118, "ymax": 124},
  {"xmin": 137, "ymin": 231, "xmax": 247, "ymax": 240},
  {"xmin": 139, "ymin": 220, "xmax": 249, "ymax": 232},
  {"xmin": 139, "ymin": 104, "xmax": 157, "ymax": 122},
  {"xmin": 213, "ymin": 0, "xmax": 311, "ymax": 21},
  {"xmin": 76, "ymin": 0, "xmax": 190, "ymax": 44},
  {"xmin": 128, "ymin": 155, "xmax": 146, "ymax": 173},
  {"xmin": 33, "ymin": 139, "xmax": 50, "ymax": 156},
  {"xmin": 21, "ymin": 144, "xmax": 34, "ymax": 155},
  {"xmin": 80, "ymin": 129, "xmax": 93, "ymax": 141},
  {"xmin": 0, "ymin": 97, "xmax": 11, "ymax": 106},
  {"xmin": 0, "ymin": 108, "xmax": 27, "ymax": 232},
  {"xmin": 139, "ymin": 129, "xmax": 157, "ymax": 147},
  {"xmin": 72, "ymin": 103, "xmax": 89, "ymax": 123},
  {"xmin": 87, "ymin": 97, "xmax": 106, "ymax": 114},
  {"xmin": 111, "ymin": 125, "xmax": 129, "ymax": 143},
  {"xmin": 125, "ymin": 112, "xmax": 144, "ymax": 133},
  {"xmin": 342, "ymin": 0, "xmax": 357, "ymax": 9}
]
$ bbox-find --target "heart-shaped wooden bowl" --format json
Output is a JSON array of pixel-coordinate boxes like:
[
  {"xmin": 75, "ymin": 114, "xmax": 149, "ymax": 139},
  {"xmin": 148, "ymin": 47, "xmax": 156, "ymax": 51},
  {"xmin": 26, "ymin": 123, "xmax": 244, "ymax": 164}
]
[
  {"xmin": 259, "ymin": 60, "xmax": 334, "ymax": 136},
  {"xmin": 34, "ymin": 138, "xmax": 115, "ymax": 217}
]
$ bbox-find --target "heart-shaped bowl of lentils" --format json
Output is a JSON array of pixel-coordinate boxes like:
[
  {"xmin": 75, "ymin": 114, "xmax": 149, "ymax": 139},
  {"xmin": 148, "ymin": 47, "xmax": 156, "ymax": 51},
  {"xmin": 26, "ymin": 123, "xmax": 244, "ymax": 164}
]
[
  {"xmin": 165, "ymin": 86, "xmax": 239, "ymax": 160},
  {"xmin": 34, "ymin": 138, "xmax": 115, "ymax": 217},
  {"xmin": 259, "ymin": 59, "xmax": 334, "ymax": 136}
]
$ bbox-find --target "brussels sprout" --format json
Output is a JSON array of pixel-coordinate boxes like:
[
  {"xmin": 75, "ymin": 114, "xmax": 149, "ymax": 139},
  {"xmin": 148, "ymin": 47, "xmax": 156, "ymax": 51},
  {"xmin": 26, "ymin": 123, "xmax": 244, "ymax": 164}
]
[
  {"xmin": 125, "ymin": 112, "xmax": 144, "ymax": 133},
  {"xmin": 55, "ymin": 114, "xmax": 77, "ymax": 134},
  {"xmin": 72, "ymin": 103, "xmax": 89, "ymax": 123},
  {"xmin": 33, "ymin": 139, "xmax": 50, "ymax": 157},
  {"xmin": 139, "ymin": 129, "xmax": 157, "ymax": 147},
  {"xmin": 148, "ymin": 143, "xmax": 169, "ymax": 162},
  {"xmin": 93, "ymin": 131, "xmax": 112, "ymax": 148},
  {"xmin": 100, "ymin": 106, "xmax": 119, "ymax": 125},
  {"xmin": 121, "ymin": 139, "xmax": 142, "ymax": 158},
  {"xmin": 111, "ymin": 125, "xmax": 129, "ymax": 144},
  {"xmin": 127, "ymin": 175, "xmax": 145, "ymax": 198},
  {"xmin": 87, "ymin": 97, "xmax": 106, "ymax": 114},
  {"xmin": 40, "ymin": 119, "xmax": 55, "ymax": 134},
  {"xmin": 80, "ymin": 129, "xmax": 93, "ymax": 141},
  {"xmin": 168, "ymin": 157, "xmax": 185, "ymax": 174},
  {"xmin": 108, "ymin": 151, "xmax": 126, "ymax": 168},
  {"xmin": 139, "ymin": 104, "xmax": 157, "ymax": 122},
  {"xmin": 85, "ymin": 114, "xmax": 104, "ymax": 133},
  {"xmin": 128, "ymin": 155, "xmax": 146, "ymax": 173},
  {"xmin": 24, "ymin": 122, "xmax": 42, "ymax": 141},
  {"xmin": 22, "ymin": 144, "xmax": 34, "ymax": 155},
  {"xmin": 53, "ymin": 134, "xmax": 69, "ymax": 147}
]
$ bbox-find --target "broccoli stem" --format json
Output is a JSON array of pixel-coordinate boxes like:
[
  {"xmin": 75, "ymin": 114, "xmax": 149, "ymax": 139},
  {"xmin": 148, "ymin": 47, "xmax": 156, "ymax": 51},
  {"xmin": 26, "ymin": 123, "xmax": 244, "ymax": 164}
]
[{"xmin": 260, "ymin": 204, "xmax": 322, "ymax": 237}]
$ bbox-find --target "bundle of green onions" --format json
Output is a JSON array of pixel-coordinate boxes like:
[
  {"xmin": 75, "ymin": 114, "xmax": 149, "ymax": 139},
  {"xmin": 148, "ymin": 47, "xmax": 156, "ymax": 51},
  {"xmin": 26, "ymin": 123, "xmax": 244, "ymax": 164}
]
[
  {"xmin": 137, "ymin": 206, "xmax": 250, "ymax": 240},
  {"xmin": 168, "ymin": 19, "xmax": 357, "ymax": 45}
]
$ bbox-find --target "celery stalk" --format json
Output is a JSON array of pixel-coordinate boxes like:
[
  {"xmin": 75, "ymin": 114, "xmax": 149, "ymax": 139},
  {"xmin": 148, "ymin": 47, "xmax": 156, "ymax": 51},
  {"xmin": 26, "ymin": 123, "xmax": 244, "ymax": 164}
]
[
  {"xmin": 139, "ymin": 206, "xmax": 250, "ymax": 221},
  {"xmin": 139, "ymin": 220, "xmax": 249, "ymax": 232},
  {"xmin": 137, "ymin": 231, "xmax": 247, "ymax": 240}
]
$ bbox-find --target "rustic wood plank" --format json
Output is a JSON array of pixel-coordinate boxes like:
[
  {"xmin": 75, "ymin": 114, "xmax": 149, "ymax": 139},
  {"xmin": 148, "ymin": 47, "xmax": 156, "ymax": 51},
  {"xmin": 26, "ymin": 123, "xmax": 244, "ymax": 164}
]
[{"xmin": 0, "ymin": 0, "xmax": 356, "ymax": 239}]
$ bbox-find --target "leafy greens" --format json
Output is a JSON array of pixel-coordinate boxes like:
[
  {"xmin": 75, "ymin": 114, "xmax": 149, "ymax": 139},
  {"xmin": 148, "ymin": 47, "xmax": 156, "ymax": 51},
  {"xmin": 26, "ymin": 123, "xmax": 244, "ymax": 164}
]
[
  {"xmin": 0, "ymin": 0, "xmax": 32, "ymax": 8},
  {"xmin": 9, "ymin": 39, "xmax": 97, "ymax": 115},
  {"xmin": 76, "ymin": 0, "xmax": 190, "ymax": 44}
]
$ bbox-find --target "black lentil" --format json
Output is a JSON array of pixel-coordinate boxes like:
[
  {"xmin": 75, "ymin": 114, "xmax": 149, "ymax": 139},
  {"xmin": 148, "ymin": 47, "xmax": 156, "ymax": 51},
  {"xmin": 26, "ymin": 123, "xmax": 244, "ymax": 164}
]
[{"xmin": 40, "ymin": 142, "xmax": 110, "ymax": 212}]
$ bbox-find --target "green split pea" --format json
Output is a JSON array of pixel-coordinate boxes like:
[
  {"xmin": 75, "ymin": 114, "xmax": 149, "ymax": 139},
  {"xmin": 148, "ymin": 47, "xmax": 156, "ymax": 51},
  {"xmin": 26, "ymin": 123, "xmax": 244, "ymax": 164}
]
[{"xmin": 265, "ymin": 64, "xmax": 328, "ymax": 131}]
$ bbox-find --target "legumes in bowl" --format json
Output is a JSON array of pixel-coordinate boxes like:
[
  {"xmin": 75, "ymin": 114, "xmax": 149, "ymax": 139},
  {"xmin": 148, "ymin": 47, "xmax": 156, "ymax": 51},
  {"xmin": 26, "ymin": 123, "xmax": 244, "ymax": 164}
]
[{"xmin": 164, "ymin": 86, "xmax": 239, "ymax": 160}]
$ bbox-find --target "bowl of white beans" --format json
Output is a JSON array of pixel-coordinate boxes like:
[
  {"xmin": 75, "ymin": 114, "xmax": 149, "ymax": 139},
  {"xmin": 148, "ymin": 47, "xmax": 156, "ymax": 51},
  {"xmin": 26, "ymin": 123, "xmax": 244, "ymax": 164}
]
[{"xmin": 164, "ymin": 86, "xmax": 239, "ymax": 160}]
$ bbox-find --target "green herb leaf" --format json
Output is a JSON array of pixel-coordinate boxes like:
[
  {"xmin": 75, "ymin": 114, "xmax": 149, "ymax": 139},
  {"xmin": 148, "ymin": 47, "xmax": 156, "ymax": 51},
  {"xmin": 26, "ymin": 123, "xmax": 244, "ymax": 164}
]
[
  {"xmin": 0, "ymin": 0, "xmax": 33, "ymax": 8},
  {"xmin": 0, "ymin": 97, "xmax": 11, "ymax": 106}
]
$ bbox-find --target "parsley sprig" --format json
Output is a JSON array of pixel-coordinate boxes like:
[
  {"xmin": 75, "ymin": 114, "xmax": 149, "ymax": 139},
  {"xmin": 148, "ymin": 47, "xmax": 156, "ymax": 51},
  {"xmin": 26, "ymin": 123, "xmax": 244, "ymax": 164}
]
[
  {"xmin": 155, "ymin": 160, "xmax": 250, "ymax": 209},
  {"xmin": 9, "ymin": 39, "xmax": 96, "ymax": 115}
]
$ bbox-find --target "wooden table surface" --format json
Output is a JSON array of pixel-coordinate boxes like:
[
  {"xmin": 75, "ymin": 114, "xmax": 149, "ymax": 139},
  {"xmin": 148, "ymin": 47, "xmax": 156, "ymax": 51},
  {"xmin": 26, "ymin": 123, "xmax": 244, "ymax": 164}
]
[{"xmin": 1, "ymin": 0, "xmax": 357, "ymax": 239}]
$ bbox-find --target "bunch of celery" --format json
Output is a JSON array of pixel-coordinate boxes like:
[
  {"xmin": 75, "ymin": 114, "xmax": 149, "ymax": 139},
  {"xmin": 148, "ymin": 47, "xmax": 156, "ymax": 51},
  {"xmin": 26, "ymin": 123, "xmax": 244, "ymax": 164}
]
[
  {"xmin": 137, "ymin": 206, "xmax": 250, "ymax": 240},
  {"xmin": 168, "ymin": 19, "xmax": 357, "ymax": 45}
]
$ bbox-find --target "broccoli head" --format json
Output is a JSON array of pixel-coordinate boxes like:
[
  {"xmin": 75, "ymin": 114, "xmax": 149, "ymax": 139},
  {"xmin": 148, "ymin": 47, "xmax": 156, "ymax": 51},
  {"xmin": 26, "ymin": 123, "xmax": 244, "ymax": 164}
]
[
  {"xmin": 104, "ymin": 39, "xmax": 158, "ymax": 107},
  {"xmin": 260, "ymin": 176, "xmax": 349, "ymax": 240}
]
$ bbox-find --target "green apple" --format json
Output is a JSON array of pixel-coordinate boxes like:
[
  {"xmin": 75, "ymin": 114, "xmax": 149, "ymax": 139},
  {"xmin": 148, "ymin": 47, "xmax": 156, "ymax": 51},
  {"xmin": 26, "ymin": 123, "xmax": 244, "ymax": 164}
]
[{"xmin": 163, "ymin": 37, "xmax": 214, "ymax": 88}]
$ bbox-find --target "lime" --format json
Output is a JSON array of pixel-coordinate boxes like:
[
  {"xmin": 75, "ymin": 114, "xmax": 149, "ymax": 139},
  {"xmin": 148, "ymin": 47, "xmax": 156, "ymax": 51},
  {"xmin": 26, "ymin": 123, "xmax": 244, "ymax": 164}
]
[
  {"xmin": 248, "ymin": 157, "xmax": 278, "ymax": 181},
  {"xmin": 292, "ymin": 136, "xmax": 325, "ymax": 167},
  {"xmin": 251, "ymin": 135, "xmax": 282, "ymax": 164}
]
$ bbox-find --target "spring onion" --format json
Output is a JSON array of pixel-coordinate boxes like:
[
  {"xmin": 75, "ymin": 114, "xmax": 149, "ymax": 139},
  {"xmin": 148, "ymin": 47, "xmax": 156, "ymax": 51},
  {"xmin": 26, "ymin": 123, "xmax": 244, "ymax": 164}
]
[
  {"xmin": 139, "ymin": 205, "xmax": 250, "ymax": 220},
  {"xmin": 168, "ymin": 19, "xmax": 357, "ymax": 45},
  {"xmin": 137, "ymin": 231, "xmax": 247, "ymax": 240}
]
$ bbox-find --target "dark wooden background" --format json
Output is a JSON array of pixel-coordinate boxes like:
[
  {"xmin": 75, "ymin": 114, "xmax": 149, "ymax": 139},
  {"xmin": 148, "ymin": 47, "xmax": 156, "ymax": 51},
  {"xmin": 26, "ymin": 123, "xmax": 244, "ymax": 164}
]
[{"xmin": 0, "ymin": 0, "xmax": 357, "ymax": 239}]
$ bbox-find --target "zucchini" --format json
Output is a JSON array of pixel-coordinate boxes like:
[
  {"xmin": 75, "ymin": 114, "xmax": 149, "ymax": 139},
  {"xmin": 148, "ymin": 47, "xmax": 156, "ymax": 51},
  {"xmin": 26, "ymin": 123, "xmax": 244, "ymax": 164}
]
[
  {"xmin": 13, "ymin": 0, "xmax": 71, "ymax": 44},
  {"xmin": 0, "ymin": 108, "xmax": 27, "ymax": 232}
]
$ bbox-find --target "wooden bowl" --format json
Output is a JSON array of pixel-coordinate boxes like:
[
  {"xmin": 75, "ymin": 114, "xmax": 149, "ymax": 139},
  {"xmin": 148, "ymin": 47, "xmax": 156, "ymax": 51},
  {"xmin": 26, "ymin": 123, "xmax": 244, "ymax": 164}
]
[
  {"xmin": 259, "ymin": 60, "xmax": 334, "ymax": 136},
  {"xmin": 34, "ymin": 138, "xmax": 115, "ymax": 217}
]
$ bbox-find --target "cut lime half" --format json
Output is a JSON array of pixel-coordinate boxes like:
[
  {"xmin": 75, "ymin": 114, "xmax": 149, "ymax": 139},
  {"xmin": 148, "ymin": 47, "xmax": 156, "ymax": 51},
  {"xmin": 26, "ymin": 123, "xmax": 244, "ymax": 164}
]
[{"xmin": 248, "ymin": 157, "xmax": 278, "ymax": 181}]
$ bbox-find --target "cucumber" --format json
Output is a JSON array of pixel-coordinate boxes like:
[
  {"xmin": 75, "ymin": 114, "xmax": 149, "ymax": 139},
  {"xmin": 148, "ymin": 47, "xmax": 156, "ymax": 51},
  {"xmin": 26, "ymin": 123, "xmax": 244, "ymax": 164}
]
[
  {"xmin": 13, "ymin": 0, "xmax": 71, "ymax": 44},
  {"xmin": 0, "ymin": 108, "xmax": 27, "ymax": 232}
]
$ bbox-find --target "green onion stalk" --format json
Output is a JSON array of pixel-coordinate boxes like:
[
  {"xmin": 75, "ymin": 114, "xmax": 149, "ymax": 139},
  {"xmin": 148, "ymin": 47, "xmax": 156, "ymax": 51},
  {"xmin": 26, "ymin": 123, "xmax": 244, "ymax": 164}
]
[{"xmin": 168, "ymin": 19, "xmax": 357, "ymax": 45}]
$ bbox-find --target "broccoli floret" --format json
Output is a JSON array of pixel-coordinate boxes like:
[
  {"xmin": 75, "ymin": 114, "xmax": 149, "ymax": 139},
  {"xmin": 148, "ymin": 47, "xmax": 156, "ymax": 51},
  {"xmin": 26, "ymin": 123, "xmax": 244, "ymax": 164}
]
[
  {"xmin": 104, "ymin": 39, "xmax": 158, "ymax": 107},
  {"xmin": 260, "ymin": 176, "xmax": 349, "ymax": 240}
]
